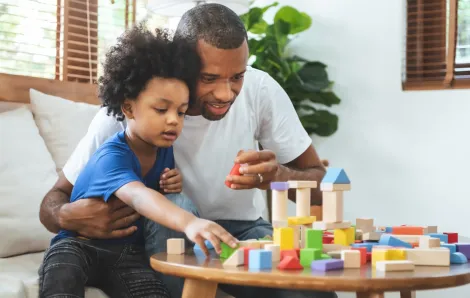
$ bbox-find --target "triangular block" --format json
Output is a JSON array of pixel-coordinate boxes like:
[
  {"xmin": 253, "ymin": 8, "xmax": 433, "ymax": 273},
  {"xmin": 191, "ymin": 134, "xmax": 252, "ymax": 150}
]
[
  {"xmin": 321, "ymin": 168, "xmax": 350, "ymax": 184},
  {"xmin": 277, "ymin": 256, "xmax": 303, "ymax": 270}
]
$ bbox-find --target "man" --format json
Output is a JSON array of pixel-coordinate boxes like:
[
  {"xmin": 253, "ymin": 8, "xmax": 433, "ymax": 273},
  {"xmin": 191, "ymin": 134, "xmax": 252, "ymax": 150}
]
[{"xmin": 39, "ymin": 3, "xmax": 335, "ymax": 298}]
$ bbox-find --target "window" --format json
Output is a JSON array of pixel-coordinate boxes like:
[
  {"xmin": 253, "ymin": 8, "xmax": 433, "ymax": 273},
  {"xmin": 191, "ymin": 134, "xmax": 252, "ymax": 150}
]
[
  {"xmin": 0, "ymin": 0, "xmax": 170, "ymax": 83},
  {"xmin": 403, "ymin": 0, "xmax": 470, "ymax": 90}
]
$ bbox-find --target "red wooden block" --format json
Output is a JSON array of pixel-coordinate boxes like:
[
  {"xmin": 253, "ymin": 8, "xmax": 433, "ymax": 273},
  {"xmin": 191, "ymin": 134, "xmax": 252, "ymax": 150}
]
[
  {"xmin": 355, "ymin": 240, "xmax": 363, "ymax": 243},
  {"xmin": 352, "ymin": 247, "xmax": 367, "ymax": 265},
  {"xmin": 444, "ymin": 232, "xmax": 458, "ymax": 244},
  {"xmin": 366, "ymin": 252, "xmax": 372, "ymax": 262},
  {"xmin": 323, "ymin": 235, "xmax": 334, "ymax": 244},
  {"xmin": 411, "ymin": 242, "xmax": 419, "ymax": 248},
  {"xmin": 280, "ymin": 249, "xmax": 298, "ymax": 261},
  {"xmin": 241, "ymin": 247, "xmax": 253, "ymax": 266},
  {"xmin": 295, "ymin": 248, "xmax": 301, "ymax": 258},
  {"xmin": 277, "ymin": 256, "xmax": 303, "ymax": 270},
  {"xmin": 225, "ymin": 163, "xmax": 241, "ymax": 187}
]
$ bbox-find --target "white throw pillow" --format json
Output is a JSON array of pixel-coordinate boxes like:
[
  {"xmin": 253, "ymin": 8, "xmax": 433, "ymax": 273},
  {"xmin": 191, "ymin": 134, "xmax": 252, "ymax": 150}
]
[
  {"xmin": 29, "ymin": 89, "xmax": 100, "ymax": 171},
  {"xmin": 0, "ymin": 106, "xmax": 58, "ymax": 258}
]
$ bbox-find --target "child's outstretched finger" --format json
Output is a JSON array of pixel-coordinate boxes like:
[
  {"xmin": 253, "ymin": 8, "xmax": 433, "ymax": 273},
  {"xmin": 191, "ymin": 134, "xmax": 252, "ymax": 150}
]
[
  {"xmin": 203, "ymin": 232, "xmax": 221, "ymax": 254},
  {"xmin": 195, "ymin": 238, "xmax": 209, "ymax": 256}
]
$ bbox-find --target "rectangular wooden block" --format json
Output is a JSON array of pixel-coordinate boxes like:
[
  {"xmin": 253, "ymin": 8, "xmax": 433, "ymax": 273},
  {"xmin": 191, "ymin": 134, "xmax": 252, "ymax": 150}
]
[
  {"xmin": 323, "ymin": 243, "xmax": 351, "ymax": 253},
  {"xmin": 288, "ymin": 180, "xmax": 318, "ymax": 188},
  {"xmin": 264, "ymin": 244, "xmax": 280, "ymax": 262},
  {"xmin": 249, "ymin": 249, "xmax": 272, "ymax": 269},
  {"xmin": 425, "ymin": 226, "xmax": 438, "ymax": 234},
  {"xmin": 288, "ymin": 216, "xmax": 316, "ymax": 225},
  {"xmin": 274, "ymin": 227, "xmax": 294, "ymax": 250},
  {"xmin": 419, "ymin": 237, "xmax": 441, "ymax": 249},
  {"xmin": 291, "ymin": 225, "xmax": 301, "ymax": 249},
  {"xmin": 392, "ymin": 226, "xmax": 425, "ymax": 235},
  {"xmin": 362, "ymin": 232, "xmax": 381, "ymax": 242},
  {"xmin": 375, "ymin": 260, "xmax": 415, "ymax": 272},
  {"xmin": 372, "ymin": 249, "xmax": 390, "ymax": 266},
  {"xmin": 320, "ymin": 183, "xmax": 351, "ymax": 191},
  {"xmin": 356, "ymin": 218, "xmax": 374, "ymax": 233},
  {"xmin": 387, "ymin": 249, "xmax": 407, "ymax": 261},
  {"xmin": 312, "ymin": 221, "xmax": 351, "ymax": 231},
  {"xmin": 322, "ymin": 191, "xmax": 343, "ymax": 223},
  {"xmin": 341, "ymin": 250, "xmax": 361, "ymax": 268},
  {"xmin": 167, "ymin": 238, "xmax": 185, "ymax": 255},
  {"xmin": 406, "ymin": 248, "xmax": 450, "ymax": 266},
  {"xmin": 305, "ymin": 228, "xmax": 323, "ymax": 250}
]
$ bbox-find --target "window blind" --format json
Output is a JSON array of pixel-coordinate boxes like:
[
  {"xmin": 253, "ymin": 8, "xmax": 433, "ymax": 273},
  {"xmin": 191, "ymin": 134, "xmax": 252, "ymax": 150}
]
[
  {"xmin": 404, "ymin": 0, "xmax": 470, "ymax": 90},
  {"xmin": 0, "ymin": 0, "xmax": 139, "ymax": 83}
]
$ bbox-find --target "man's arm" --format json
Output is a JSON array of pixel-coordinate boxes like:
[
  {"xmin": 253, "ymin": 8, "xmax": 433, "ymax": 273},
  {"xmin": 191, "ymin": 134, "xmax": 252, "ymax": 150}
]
[
  {"xmin": 39, "ymin": 172, "xmax": 141, "ymax": 238},
  {"xmin": 275, "ymin": 145, "xmax": 326, "ymax": 206}
]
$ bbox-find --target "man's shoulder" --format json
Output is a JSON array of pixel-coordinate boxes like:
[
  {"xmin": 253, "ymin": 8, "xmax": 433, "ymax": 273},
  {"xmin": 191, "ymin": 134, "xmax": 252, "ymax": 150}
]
[{"xmin": 88, "ymin": 107, "xmax": 127, "ymax": 137}]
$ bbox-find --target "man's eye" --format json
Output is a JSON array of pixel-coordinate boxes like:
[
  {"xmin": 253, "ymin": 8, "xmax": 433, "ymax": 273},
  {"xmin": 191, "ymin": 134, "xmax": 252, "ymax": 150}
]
[{"xmin": 201, "ymin": 76, "xmax": 216, "ymax": 83}]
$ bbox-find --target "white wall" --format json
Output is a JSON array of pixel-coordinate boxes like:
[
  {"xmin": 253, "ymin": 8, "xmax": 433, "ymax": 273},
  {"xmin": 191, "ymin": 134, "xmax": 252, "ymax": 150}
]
[{"xmin": 252, "ymin": 0, "xmax": 470, "ymax": 297}]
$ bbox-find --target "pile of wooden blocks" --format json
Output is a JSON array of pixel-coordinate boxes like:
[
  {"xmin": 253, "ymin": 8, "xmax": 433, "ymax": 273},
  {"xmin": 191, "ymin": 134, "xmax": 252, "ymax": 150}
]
[{"xmin": 166, "ymin": 167, "xmax": 470, "ymax": 272}]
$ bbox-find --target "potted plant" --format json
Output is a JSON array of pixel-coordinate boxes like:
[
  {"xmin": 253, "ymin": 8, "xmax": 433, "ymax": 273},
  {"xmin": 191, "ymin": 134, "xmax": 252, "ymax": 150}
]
[{"xmin": 240, "ymin": 2, "xmax": 340, "ymax": 137}]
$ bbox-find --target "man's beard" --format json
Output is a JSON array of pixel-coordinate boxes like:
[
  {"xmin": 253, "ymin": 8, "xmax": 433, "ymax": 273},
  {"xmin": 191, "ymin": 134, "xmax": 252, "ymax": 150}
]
[{"xmin": 201, "ymin": 103, "xmax": 232, "ymax": 121}]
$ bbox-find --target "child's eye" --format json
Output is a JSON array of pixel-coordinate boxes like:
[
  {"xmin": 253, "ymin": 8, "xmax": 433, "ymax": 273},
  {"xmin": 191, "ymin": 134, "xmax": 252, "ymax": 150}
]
[
  {"xmin": 178, "ymin": 112, "xmax": 186, "ymax": 117},
  {"xmin": 155, "ymin": 108, "xmax": 167, "ymax": 113}
]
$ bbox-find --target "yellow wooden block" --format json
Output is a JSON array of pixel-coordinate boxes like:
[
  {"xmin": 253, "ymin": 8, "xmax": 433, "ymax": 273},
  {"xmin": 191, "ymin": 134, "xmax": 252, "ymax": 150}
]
[
  {"xmin": 334, "ymin": 227, "xmax": 355, "ymax": 246},
  {"xmin": 388, "ymin": 249, "xmax": 407, "ymax": 261},
  {"xmin": 372, "ymin": 250, "xmax": 390, "ymax": 267},
  {"xmin": 287, "ymin": 216, "xmax": 316, "ymax": 225},
  {"xmin": 274, "ymin": 227, "xmax": 294, "ymax": 250}
]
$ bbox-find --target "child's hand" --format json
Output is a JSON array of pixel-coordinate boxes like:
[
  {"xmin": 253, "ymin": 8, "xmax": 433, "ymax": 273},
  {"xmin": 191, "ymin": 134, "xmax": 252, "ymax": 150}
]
[
  {"xmin": 159, "ymin": 168, "xmax": 182, "ymax": 193},
  {"xmin": 184, "ymin": 217, "xmax": 238, "ymax": 256}
]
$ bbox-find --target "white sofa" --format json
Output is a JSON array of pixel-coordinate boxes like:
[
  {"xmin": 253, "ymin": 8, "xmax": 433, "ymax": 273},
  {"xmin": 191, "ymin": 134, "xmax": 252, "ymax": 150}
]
[{"xmin": 0, "ymin": 88, "xmax": 234, "ymax": 298}]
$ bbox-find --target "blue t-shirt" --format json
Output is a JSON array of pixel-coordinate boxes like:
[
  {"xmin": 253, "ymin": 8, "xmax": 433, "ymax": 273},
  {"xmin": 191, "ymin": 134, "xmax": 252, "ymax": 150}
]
[{"xmin": 51, "ymin": 131, "xmax": 175, "ymax": 246}]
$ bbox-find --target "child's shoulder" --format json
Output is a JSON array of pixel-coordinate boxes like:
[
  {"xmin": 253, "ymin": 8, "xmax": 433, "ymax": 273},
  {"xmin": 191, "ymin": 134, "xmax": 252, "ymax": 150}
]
[{"xmin": 94, "ymin": 131, "xmax": 132, "ymax": 158}]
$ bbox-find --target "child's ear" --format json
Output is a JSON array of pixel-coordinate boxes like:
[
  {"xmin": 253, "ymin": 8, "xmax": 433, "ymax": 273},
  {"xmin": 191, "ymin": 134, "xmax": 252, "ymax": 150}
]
[{"xmin": 122, "ymin": 100, "xmax": 134, "ymax": 119}]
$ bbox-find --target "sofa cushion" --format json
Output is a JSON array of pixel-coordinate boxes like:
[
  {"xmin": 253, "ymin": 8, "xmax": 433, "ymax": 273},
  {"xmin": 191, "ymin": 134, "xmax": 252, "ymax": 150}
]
[
  {"xmin": 29, "ymin": 88, "xmax": 100, "ymax": 171},
  {"xmin": 0, "ymin": 107, "xmax": 58, "ymax": 258},
  {"xmin": 0, "ymin": 252, "xmax": 108, "ymax": 298}
]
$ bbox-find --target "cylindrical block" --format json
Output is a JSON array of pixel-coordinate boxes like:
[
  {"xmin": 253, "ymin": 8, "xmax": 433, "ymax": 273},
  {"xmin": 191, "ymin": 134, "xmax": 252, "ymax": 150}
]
[
  {"xmin": 296, "ymin": 188, "xmax": 311, "ymax": 217},
  {"xmin": 272, "ymin": 190, "xmax": 288, "ymax": 222}
]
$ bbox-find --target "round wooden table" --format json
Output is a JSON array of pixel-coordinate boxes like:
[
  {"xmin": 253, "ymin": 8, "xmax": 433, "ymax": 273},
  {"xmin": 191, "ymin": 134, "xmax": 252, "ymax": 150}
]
[{"xmin": 150, "ymin": 251, "xmax": 470, "ymax": 298}]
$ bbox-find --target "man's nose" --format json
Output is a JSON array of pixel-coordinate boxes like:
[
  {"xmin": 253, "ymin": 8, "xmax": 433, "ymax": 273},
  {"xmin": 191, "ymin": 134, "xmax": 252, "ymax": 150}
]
[{"xmin": 213, "ymin": 81, "xmax": 235, "ymax": 102}]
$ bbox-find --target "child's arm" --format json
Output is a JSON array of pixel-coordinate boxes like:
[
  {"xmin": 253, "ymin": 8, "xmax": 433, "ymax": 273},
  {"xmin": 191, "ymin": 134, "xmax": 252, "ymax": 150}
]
[{"xmin": 115, "ymin": 181, "xmax": 238, "ymax": 254}]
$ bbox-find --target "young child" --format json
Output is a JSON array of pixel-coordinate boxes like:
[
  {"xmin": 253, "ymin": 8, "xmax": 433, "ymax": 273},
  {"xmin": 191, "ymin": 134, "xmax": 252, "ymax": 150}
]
[{"xmin": 38, "ymin": 24, "xmax": 238, "ymax": 298}]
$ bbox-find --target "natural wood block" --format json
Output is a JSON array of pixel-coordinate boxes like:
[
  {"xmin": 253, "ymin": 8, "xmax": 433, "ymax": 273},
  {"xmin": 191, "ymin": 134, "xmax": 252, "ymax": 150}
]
[
  {"xmin": 273, "ymin": 220, "xmax": 288, "ymax": 228},
  {"xmin": 313, "ymin": 221, "xmax": 351, "ymax": 231},
  {"xmin": 288, "ymin": 180, "xmax": 318, "ymax": 188},
  {"xmin": 406, "ymin": 248, "xmax": 450, "ymax": 266},
  {"xmin": 167, "ymin": 238, "xmax": 185, "ymax": 255},
  {"xmin": 223, "ymin": 249, "xmax": 244, "ymax": 267},
  {"xmin": 375, "ymin": 260, "xmax": 415, "ymax": 272},
  {"xmin": 288, "ymin": 216, "xmax": 316, "ymax": 225},
  {"xmin": 291, "ymin": 225, "xmax": 301, "ymax": 249},
  {"xmin": 419, "ymin": 237, "xmax": 441, "ymax": 248},
  {"xmin": 272, "ymin": 189, "xmax": 288, "ymax": 222},
  {"xmin": 356, "ymin": 218, "xmax": 374, "ymax": 233},
  {"xmin": 295, "ymin": 188, "xmax": 311, "ymax": 217},
  {"xmin": 320, "ymin": 183, "xmax": 351, "ymax": 191},
  {"xmin": 362, "ymin": 232, "xmax": 381, "ymax": 242},
  {"xmin": 265, "ymin": 244, "xmax": 281, "ymax": 262},
  {"xmin": 323, "ymin": 243, "xmax": 351, "ymax": 253},
  {"xmin": 238, "ymin": 240, "xmax": 261, "ymax": 249},
  {"xmin": 322, "ymin": 191, "xmax": 343, "ymax": 223},
  {"xmin": 259, "ymin": 240, "xmax": 274, "ymax": 249},
  {"xmin": 341, "ymin": 250, "xmax": 361, "ymax": 268}
]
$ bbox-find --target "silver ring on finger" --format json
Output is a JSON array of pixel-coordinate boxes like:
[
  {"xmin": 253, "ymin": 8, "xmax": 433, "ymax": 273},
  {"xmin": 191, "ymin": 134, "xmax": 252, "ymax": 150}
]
[{"xmin": 258, "ymin": 173, "xmax": 264, "ymax": 184}]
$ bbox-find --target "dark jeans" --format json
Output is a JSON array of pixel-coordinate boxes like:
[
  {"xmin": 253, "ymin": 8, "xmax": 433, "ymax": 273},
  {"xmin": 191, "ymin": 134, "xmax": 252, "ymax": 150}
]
[
  {"xmin": 38, "ymin": 237, "xmax": 170, "ymax": 298},
  {"xmin": 145, "ymin": 194, "xmax": 338, "ymax": 298}
]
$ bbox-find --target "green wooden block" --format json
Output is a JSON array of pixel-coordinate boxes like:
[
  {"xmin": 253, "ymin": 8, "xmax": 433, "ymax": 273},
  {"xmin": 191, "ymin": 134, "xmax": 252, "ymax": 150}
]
[
  {"xmin": 305, "ymin": 229, "xmax": 323, "ymax": 250},
  {"xmin": 321, "ymin": 253, "xmax": 331, "ymax": 260},
  {"xmin": 220, "ymin": 242, "xmax": 238, "ymax": 259},
  {"xmin": 300, "ymin": 248, "xmax": 321, "ymax": 267}
]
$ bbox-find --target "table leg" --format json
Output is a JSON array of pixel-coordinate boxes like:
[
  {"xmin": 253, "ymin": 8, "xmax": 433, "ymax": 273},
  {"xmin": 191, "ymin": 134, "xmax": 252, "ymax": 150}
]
[
  {"xmin": 400, "ymin": 291, "xmax": 416, "ymax": 298},
  {"xmin": 356, "ymin": 292, "xmax": 385, "ymax": 298},
  {"xmin": 182, "ymin": 278, "xmax": 218, "ymax": 298}
]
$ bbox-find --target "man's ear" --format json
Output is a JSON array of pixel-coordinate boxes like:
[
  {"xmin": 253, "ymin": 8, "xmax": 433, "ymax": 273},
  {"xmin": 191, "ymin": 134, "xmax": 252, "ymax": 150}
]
[{"xmin": 121, "ymin": 99, "xmax": 134, "ymax": 119}]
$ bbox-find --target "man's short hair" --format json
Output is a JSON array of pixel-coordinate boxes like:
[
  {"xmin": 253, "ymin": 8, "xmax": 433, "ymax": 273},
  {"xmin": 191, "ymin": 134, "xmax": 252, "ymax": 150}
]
[{"xmin": 174, "ymin": 3, "xmax": 247, "ymax": 49}]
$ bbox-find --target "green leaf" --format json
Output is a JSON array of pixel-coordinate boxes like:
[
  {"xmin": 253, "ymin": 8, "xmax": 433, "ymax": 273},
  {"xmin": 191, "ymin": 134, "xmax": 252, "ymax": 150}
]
[
  {"xmin": 300, "ymin": 110, "xmax": 339, "ymax": 137},
  {"xmin": 274, "ymin": 6, "xmax": 312, "ymax": 34},
  {"xmin": 249, "ymin": 19, "xmax": 268, "ymax": 34},
  {"xmin": 297, "ymin": 62, "xmax": 330, "ymax": 91}
]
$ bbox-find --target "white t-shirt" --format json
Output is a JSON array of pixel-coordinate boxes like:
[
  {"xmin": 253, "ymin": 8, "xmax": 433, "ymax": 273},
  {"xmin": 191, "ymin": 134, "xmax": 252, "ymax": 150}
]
[{"xmin": 63, "ymin": 66, "xmax": 312, "ymax": 221}]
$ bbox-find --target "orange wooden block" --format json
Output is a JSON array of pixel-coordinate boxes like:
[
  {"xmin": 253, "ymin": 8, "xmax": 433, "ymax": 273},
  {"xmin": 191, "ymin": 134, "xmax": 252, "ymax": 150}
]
[
  {"xmin": 352, "ymin": 247, "xmax": 367, "ymax": 265},
  {"xmin": 411, "ymin": 242, "xmax": 419, "ymax": 248},
  {"xmin": 392, "ymin": 226, "xmax": 425, "ymax": 235}
]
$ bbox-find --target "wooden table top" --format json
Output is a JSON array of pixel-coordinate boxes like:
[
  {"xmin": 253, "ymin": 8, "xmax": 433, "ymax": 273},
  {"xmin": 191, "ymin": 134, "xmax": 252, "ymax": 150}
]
[{"xmin": 150, "ymin": 251, "xmax": 470, "ymax": 292}]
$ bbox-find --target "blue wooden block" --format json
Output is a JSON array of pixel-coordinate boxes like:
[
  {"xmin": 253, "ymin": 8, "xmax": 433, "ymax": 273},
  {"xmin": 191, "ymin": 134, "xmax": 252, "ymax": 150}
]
[
  {"xmin": 249, "ymin": 249, "xmax": 272, "ymax": 270},
  {"xmin": 451, "ymin": 252, "xmax": 468, "ymax": 264},
  {"xmin": 194, "ymin": 240, "xmax": 214, "ymax": 251},
  {"xmin": 379, "ymin": 234, "xmax": 412, "ymax": 248},
  {"xmin": 351, "ymin": 242, "xmax": 377, "ymax": 252},
  {"xmin": 385, "ymin": 227, "xmax": 393, "ymax": 233},
  {"xmin": 321, "ymin": 168, "xmax": 350, "ymax": 184},
  {"xmin": 426, "ymin": 233, "xmax": 448, "ymax": 243},
  {"xmin": 440, "ymin": 243, "xmax": 457, "ymax": 254}
]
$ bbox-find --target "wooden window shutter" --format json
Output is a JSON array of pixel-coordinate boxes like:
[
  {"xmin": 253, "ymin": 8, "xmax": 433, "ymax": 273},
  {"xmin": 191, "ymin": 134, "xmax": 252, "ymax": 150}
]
[{"xmin": 404, "ymin": 0, "xmax": 470, "ymax": 90}]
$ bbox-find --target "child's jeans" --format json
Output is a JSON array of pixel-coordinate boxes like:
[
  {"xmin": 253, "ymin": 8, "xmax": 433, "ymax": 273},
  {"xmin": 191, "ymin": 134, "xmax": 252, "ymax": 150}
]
[{"xmin": 38, "ymin": 237, "xmax": 170, "ymax": 298}]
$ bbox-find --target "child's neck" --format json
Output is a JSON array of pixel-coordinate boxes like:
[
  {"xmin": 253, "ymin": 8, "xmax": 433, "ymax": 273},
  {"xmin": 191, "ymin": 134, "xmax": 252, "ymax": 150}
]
[{"xmin": 124, "ymin": 128, "xmax": 158, "ymax": 159}]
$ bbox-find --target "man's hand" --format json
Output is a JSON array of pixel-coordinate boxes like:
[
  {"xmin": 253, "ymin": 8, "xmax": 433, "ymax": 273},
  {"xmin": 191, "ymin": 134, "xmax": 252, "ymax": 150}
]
[
  {"xmin": 59, "ymin": 197, "xmax": 140, "ymax": 239},
  {"xmin": 159, "ymin": 168, "xmax": 182, "ymax": 193},
  {"xmin": 225, "ymin": 149, "xmax": 279, "ymax": 190}
]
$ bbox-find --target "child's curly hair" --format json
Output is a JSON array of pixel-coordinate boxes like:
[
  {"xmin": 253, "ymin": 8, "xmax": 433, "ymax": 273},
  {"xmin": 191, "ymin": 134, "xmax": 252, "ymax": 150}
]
[{"xmin": 98, "ymin": 23, "xmax": 201, "ymax": 121}]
